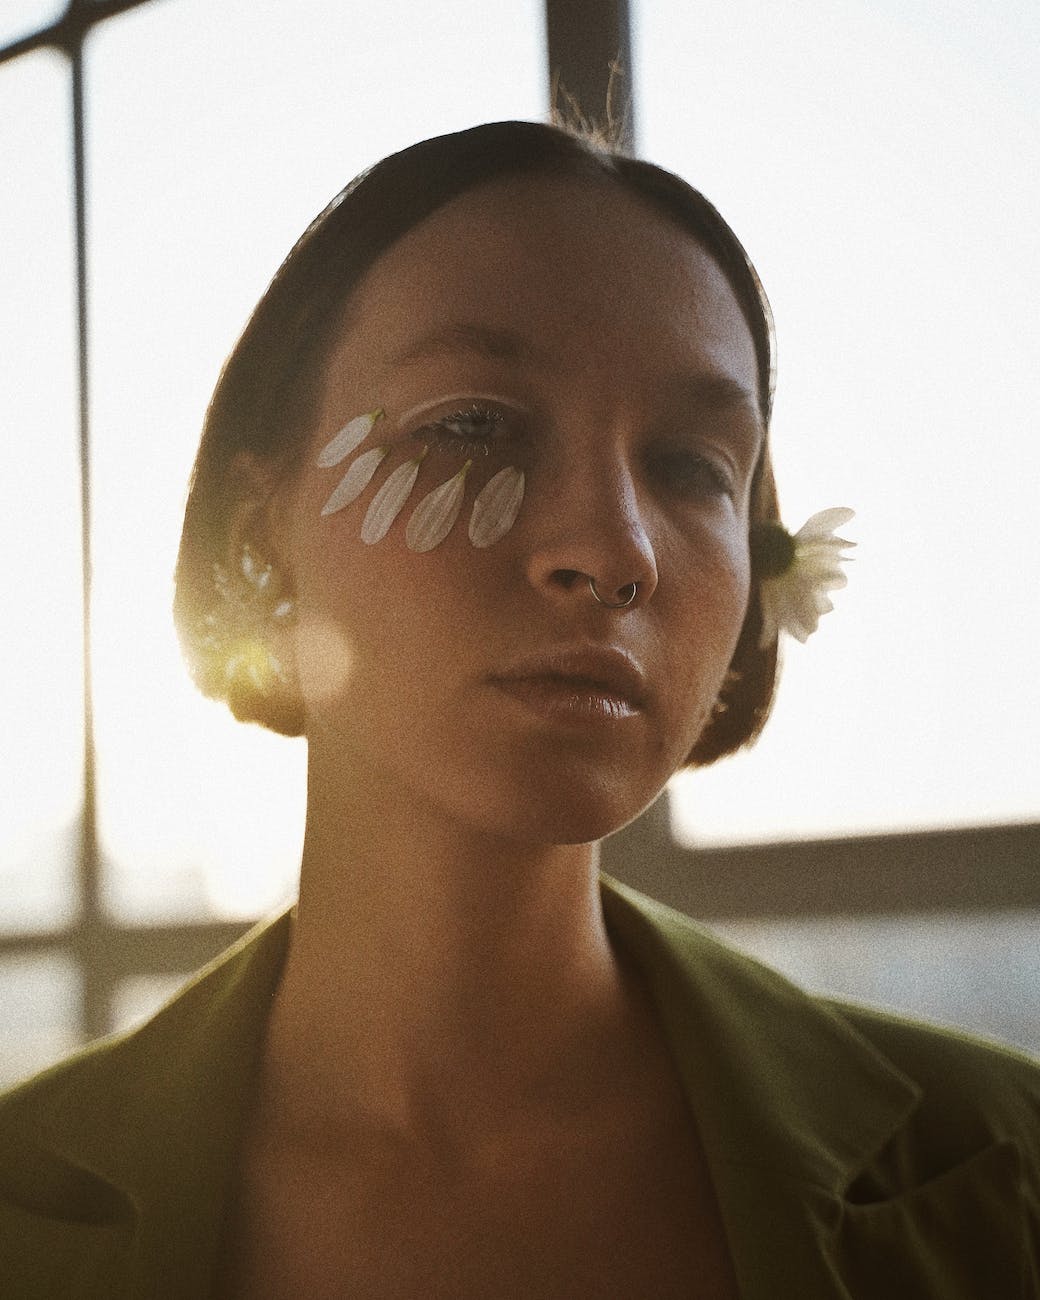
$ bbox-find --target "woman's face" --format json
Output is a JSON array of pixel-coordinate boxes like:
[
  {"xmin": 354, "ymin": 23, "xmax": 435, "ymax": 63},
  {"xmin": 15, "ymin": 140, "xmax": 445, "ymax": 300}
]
[{"xmin": 272, "ymin": 172, "xmax": 763, "ymax": 844}]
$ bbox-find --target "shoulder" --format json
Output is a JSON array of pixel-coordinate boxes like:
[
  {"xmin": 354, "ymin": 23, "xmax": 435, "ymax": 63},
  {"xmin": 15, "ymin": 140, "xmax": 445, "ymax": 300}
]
[
  {"xmin": 0, "ymin": 905, "xmax": 291, "ymax": 1126},
  {"xmin": 602, "ymin": 874, "xmax": 1040, "ymax": 1152},
  {"xmin": 0, "ymin": 908, "xmax": 293, "ymax": 1299},
  {"xmin": 608, "ymin": 871, "xmax": 1039, "ymax": 1074},
  {"xmin": 827, "ymin": 995, "xmax": 1040, "ymax": 1156}
]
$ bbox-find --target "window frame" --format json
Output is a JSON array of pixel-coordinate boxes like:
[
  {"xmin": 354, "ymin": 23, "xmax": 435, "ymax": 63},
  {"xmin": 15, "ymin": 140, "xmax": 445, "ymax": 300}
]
[{"xmin": 1, "ymin": 0, "xmax": 1036, "ymax": 1064}]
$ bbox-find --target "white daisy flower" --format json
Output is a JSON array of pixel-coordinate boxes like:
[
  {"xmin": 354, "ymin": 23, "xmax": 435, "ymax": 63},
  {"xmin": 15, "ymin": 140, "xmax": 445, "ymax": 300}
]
[
  {"xmin": 468, "ymin": 465, "xmax": 525, "ymax": 548},
  {"xmin": 406, "ymin": 462, "xmax": 472, "ymax": 553},
  {"xmin": 361, "ymin": 453, "xmax": 424, "ymax": 544},
  {"xmin": 754, "ymin": 507, "xmax": 856, "ymax": 646},
  {"xmin": 320, "ymin": 445, "xmax": 389, "ymax": 517},
  {"xmin": 315, "ymin": 409, "xmax": 383, "ymax": 468}
]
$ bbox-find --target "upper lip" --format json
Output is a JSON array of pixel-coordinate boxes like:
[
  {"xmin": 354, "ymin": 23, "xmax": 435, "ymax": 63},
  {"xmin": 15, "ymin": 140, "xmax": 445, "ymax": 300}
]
[{"xmin": 489, "ymin": 645, "xmax": 649, "ymax": 708}]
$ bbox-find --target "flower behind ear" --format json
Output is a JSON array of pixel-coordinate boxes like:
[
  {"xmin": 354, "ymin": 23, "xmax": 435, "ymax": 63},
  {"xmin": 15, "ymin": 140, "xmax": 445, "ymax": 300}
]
[{"xmin": 752, "ymin": 507, "xmax": 855, "ymax": 646}]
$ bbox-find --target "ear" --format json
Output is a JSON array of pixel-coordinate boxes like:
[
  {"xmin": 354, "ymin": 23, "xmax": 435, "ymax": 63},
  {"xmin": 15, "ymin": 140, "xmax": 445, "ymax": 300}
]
[
  {"xmin": 225, "ymin": 451, "xmax": 291, "ymax": 576},
  {"xmin": 218, "ymin": 451, "xmax": 304, "ymax": 731}
]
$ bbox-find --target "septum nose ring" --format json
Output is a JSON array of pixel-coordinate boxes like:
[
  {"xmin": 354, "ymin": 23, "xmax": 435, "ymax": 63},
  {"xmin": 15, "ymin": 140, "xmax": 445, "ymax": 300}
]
[{"xmin": 588, "ymin": 577, "xmax": 638, "ymax": 608}]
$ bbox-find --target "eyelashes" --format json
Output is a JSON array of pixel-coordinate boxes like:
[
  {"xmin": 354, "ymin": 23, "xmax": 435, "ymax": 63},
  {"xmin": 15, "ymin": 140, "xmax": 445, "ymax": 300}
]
[
  {"xmin": 409, "ymin": 403, "xmax": 735, "ymax": 502},
  {"xmin": 646, "ymin": 445, "xmax": 736, "ymax": 500},
  {"xmin": 317, "ymin": 408, "xmax": 525, "ymax": 551},
  {"xmin": 413, "ymin": 402, "xmax": 508, "ymax": 456}
]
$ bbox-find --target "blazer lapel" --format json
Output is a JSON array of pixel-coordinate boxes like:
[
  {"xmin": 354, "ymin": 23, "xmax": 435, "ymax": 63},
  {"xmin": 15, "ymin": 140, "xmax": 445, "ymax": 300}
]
[{"xmin": 599, "ymin": 876, "xmax": 1031, "ymax": 1299}]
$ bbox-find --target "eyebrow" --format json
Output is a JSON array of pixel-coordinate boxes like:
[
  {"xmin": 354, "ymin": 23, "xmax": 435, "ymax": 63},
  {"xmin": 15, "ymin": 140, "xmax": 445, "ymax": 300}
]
[
  {"xmin": 391, "ymin": 321, "xmax": 764, "ymax": 433},
  {"xmin": 391, "ymin": 322, "xmax": 551, "ymax": 369},
  {"xmin": 661, "ymin": 372, "xmax": 766, "ymax": 453}
]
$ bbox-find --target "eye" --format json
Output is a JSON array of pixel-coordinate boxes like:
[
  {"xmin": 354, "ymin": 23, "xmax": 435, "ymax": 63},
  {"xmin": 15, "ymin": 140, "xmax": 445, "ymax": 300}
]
[
  {"xmin": 646, "ymin": 444, "xmax": 735, "ymax": 500},
  {"xmin": 413, "ymin": 403, "xmax": 509, "ymax": 456}
]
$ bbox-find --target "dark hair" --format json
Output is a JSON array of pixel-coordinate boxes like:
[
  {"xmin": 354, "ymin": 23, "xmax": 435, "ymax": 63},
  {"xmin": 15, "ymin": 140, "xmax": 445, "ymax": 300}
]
[{"xmin": 174, "ymin": 119, "xmax": 780, "ymax": 766}]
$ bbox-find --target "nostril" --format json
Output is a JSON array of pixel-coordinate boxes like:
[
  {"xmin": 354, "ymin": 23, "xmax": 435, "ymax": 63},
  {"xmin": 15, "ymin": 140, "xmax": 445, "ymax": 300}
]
[{"xmin": 553, "ymin": 569, "xmax": 583, "ymax": 591}]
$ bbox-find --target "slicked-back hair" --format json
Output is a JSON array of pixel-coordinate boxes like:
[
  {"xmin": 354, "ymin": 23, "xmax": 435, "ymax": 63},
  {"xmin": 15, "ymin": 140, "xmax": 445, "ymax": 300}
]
[{"xmin": 173, "ymin": 119, "xmax": 781, "ymax": 765}]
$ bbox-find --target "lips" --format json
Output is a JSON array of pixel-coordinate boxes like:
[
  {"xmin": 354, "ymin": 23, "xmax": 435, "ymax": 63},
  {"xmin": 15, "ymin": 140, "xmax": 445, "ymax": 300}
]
[{"xmin": 488, "ymin": 646, "xmax": 648, "ymax": 713}]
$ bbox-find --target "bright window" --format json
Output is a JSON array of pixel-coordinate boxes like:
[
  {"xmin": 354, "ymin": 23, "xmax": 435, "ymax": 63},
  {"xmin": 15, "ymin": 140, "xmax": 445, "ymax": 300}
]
[
  {"xmin": 0, "ymin": 48, "xmax": 82, "ymax": 934},
  {"xmin": 634, "ymin": 0, "xmax": 1040, "ymax": 845},
  {"xmin": 84, "ymin": 0, "xmax": 546, "ymax": 921}
]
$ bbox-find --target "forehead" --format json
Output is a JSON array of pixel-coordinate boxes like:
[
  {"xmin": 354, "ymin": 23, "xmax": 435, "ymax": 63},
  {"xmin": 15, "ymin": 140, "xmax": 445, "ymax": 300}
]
[{"xmin": 331, "ymin": 172, "xmax": 759, "ymax": 405}]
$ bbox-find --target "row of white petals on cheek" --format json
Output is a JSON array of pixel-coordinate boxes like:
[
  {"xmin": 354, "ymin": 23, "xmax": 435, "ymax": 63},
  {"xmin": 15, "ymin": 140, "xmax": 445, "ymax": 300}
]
[{"xmin": 316, "ymin": 409, "xmax": 525, "ymax": 552}]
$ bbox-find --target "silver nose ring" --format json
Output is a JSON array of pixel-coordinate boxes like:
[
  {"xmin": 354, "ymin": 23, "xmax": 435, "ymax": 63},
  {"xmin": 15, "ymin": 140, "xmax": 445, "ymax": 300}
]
[{"xmin": 588, "ymin": 578, "xmax": 638, "ymax": 608}]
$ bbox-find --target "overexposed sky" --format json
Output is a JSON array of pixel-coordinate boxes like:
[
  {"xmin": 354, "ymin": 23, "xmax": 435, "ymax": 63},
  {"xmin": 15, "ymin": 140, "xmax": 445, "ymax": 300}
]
[
  {"xmin": 635, "ymin": 0, "xmax": 1040, "ymax": 844},
  {"xmin": 1, "ymin": 0, "xmax": 1036, "ymax": 928}
]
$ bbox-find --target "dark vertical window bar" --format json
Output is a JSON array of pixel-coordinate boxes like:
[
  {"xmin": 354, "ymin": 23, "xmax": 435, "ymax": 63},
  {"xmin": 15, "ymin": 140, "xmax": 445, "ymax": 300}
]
[
  {"xmin": 0, "ymin": 0, "xmax": 165, "ymax": 1050},
  {"xmin": 69, "ymin": 33, "xmax": 104, "ymax": 1042}
]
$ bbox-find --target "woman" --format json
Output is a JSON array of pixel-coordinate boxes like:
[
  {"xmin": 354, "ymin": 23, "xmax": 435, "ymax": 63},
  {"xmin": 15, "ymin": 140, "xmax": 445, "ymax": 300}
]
[{"xmin": 0, "ymin": 121, "xmax": 1036, "ymax": 1299}]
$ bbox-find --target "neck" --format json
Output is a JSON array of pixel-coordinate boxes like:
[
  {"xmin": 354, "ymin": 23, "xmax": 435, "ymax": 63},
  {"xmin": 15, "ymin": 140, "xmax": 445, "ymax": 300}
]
[{"xmin": 259, "ymin": 746, "xmax": 637, "ymax": 1148}]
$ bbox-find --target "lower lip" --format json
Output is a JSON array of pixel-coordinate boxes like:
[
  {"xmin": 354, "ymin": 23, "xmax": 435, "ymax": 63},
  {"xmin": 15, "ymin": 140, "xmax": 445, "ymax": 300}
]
[{"xmin": 491, "ymin": 677, "xmax": 641, "ymax": 723}]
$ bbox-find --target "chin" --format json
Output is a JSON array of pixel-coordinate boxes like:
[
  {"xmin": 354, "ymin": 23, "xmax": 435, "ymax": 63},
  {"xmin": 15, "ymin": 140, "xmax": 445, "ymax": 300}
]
[{"xmin": 457, "ymin": 764, "xmax": 671, "ymax": 848}]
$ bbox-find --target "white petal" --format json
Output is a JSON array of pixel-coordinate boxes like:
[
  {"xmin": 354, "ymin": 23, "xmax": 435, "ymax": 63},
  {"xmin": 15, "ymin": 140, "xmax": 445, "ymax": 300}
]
[
  {"xmin": 316, "ymin": 409, "xmax": 382, "ymax": 468},
  {"xmin": 468, "ymin": 466, "xmax": 525, "ymax": 548},
  {"xmin": 406, "ymin": 463, "xmax": 470, "ymax": 553},
  {"xmin": 757, "ymin": 588, "xmax": 782, "ymax": 648},
  {"xmin": 798, "ymin": 554, "xmax": 847, "ymax": 582},
  {"xmin": 785, "ymin": 605, "xmax": 817, "ymax": 642},
  {"xmin": 794, "ymin": 506, "xmax": 855, "ymax": 542},
  {"xmin": 320, "ymin": 446, "xmax": 389, "ymax": 516},
  {"xmin": 799, "ymin": 542, "xmax": 856, "ymax": 569},
  {"xmin": 361, "ymin": 456, "xmax": 422, "ymax": 544}
]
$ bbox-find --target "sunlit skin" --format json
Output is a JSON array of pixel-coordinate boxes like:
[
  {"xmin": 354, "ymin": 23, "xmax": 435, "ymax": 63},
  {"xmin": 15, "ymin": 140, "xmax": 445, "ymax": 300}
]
[{"xmin": 221, "ymin": 174, "xmax": 762, "ymax": 1297}]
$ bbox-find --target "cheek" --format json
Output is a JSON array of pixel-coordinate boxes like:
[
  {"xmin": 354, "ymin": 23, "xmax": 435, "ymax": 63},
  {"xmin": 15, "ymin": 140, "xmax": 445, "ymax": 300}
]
[
  {"xmin": 667, "ymin": 523, "xmax": 751, "ymax": 684},
  {"xmin": 712, "ymin": 532, "xmax": 753, "ymax": 660},
  {"xmin": 289, "ymin": 554, "xmax": 369, "ymax": 709},
  {"xmin": 721, "ymin": 539, "xmax": 753, "ymax": 631},
  {"xmin": 289, "ymin": 516, "xmax": 485, "ymax": 721},
  {"xmin": 676, "ymin": 509, "xmax": 751, "ymax": 613}
]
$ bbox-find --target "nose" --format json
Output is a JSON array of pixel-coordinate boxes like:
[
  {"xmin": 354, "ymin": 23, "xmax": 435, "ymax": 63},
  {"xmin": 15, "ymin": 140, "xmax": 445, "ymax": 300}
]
[{"xmin": 523, "ymin": 443, "xmax": 659, "ymax": 610}]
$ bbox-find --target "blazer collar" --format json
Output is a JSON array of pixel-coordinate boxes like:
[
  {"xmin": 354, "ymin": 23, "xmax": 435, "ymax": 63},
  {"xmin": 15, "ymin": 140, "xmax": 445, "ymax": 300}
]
[
  {"xmin": 11, "ymin": 879, "xmax": 916, "ymax": 1199},
  {"xmin": 600, "ymin": 877, "xmax": 921, "ymax": 1189},
  {"xmin": 600, "ymin": 877, "xmax": 1029, "ymax": 1299},
  {"xmin": 1, "ymin": 876, "xmax": 1027, "ymax": 1298}
]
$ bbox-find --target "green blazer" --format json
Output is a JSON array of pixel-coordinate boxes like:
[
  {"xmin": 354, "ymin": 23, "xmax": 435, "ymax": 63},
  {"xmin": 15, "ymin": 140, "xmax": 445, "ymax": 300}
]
[{"xmin": 1, "ymin": 877, "xmax": 1037, "ymax": 1298}]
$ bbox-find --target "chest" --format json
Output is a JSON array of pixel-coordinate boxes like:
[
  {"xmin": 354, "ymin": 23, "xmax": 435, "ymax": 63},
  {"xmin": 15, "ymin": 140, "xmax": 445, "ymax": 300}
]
[{"xmin": 215, "ymin": 1120, "xmax": 740, "ymax": 1299}]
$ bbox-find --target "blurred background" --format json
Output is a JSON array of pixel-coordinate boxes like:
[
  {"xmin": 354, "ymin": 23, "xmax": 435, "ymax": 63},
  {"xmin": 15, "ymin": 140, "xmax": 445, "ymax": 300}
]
[{"xmin": 2, "ymin": 0, "xmax": 1037, "ymax": 1086}]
